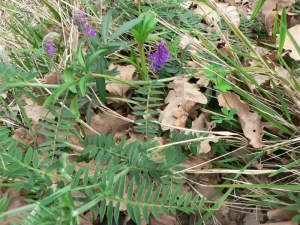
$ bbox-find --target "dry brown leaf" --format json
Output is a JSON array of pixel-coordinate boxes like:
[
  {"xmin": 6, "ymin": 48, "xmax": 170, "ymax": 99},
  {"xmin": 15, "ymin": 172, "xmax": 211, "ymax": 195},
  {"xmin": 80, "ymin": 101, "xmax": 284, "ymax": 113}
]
[
  {"xmin": 260, "ymin": 222, "xmax": 298, "ymax": 225},
  {"xmin": 23, "ymin": 99, "xmax": 55, "ymax": 123},
  {"xmin": 218, "ymin": 92, "xmax": 264, "ymax": 148},
  {"xmin": 180, "ymin": 155, "xmax": 213, "ymax": 171},
  {"xmin": 44, "ymin": 67, "xmax": 58, "ymax": 84},
  {"xmin": 80, "ymin": 211, "xmax": 99, "ymax": 225},
  {"xmin": 179, "ymin": 34, "xmax": 199, "ymax": 53},
  {"xmin": 149, "ymin": 213, "xmax": 179, "ymax": 225},
  {"xmin": 106, "ymin": 64, "xmax": 136, "ymax": 98},
  {"xmin": 194, "ymin": 2, "xmax": 240, "ymax": 27},
  {"xmin": 259, "ymin": 221, "xmax": 298, "ymax": 225},
  {"xmin": 277, "ymin": 24, "xmax": 300, "ymax": 60},
  {"xmin": 195, "ymin": 174, "xmax": 236, "ymax": 225},
  {"xmin": 0, "ymin": 188, "xmax": 29, "ymax": 225},
  {"xmin": 187, "ymin": 113, "xmax": 219, "ymax": 154},
  {"xmin": 251, "ymin": 0, "xmax": 295, "ymax": 13},
  {"xmin": 87, "ymin": 110, "xmax": 132, "ymax": 136},
  {"xmin": 159, "ymin": 76, "xmax": 207, "ymax": 131},
  {"xmin": 267, "ymin": 208, "xmax": 299, "ymax": 221}
]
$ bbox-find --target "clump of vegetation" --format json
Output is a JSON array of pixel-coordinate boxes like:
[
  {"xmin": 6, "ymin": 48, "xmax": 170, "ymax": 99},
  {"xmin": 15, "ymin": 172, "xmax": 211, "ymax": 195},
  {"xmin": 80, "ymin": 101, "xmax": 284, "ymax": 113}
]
[{"xmin": 1, "ymin": 0, "xmax": 300, "ymax": 224}]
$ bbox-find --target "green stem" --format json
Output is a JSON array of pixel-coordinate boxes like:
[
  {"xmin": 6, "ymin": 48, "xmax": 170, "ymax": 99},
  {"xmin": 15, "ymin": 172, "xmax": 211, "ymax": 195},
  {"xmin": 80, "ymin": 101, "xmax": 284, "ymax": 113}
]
[
  {"xmin": 90, "ymin": 73, "xmax": 140, "ymax": 88},
  {"xmin": 138, "ymin": 0, "xmax": 141, "ymax": 14},
  {"xmin": 139, "ymin": 43, "xmax": 147, "ymax": 81}
]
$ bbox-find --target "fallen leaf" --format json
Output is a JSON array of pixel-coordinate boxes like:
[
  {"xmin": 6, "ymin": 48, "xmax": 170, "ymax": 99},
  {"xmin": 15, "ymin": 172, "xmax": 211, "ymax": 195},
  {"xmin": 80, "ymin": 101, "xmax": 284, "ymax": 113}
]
[
  {"xmin": 277, "ymin": 24, "xmax": 300, "ymax": 61},
  {"xmin": 159, "ymin": 76, "xmax": 207, "ymax": 131},
  {"xmin": 267, "ymin": 208, "xmax": 299, "ymax": 221},
  {"xmin": 260, "ymin": 222, "xmax": 298, "ymax": 225},
  {"xmin": 44, "ymin": 67, "xmax": 58, "ymax": 84},
  {"xmin": 195, "ymin": 2, "xmax": 240, "ymax": 27},
  {"xmin": 149, "ymin": 213, "xmax": 179, "ymax": 225},
  {"xmin": 106, "ymin": 64, "xmax": 136, "ymax": 98},
  {"xmin": 187, "ymin": 113, "xmax": 219, "ymax": 154},
  {"xmin": 259, "ymin": 221, "xmax": 298, "ymax": 225},
  {"xmin": 23, "ymin": 99, "xmax": 55, "ymax": 123},
  {"xmin": 218, "ymin": 92, "xmax": 264, "ymax": 148},
  {"xmin": 87, "ymin": 110, "xmax": 132, "ymax": 136}
]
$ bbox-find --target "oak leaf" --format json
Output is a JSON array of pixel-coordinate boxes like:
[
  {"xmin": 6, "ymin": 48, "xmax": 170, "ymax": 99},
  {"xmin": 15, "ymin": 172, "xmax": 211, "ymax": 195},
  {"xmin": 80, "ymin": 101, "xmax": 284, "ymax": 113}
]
[
  {"xmin": 218, "ymin": 92, "xmax": 264, "ymax": 148},
  {"xmin": 159, "ymin": 76, "xmax": 207, "ymax": 131}
]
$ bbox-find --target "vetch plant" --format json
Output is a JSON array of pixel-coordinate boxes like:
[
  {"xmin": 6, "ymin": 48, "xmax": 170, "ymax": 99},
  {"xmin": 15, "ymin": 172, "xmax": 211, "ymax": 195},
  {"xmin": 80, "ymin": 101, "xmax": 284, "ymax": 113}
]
[
  {"xmin": 130, "ymin": 11, "xmax": 164, "ymax": 80},
  {"xmin": 42, "ymin": 32, "xmax": 60, "ymax": 57},
  {"xmin": 147, "ymin": 40, "xmax": 170, "ymax": 73},
  {"xmin": 72, "ymin": 10, "xmax": 97, "ymax": 36}
]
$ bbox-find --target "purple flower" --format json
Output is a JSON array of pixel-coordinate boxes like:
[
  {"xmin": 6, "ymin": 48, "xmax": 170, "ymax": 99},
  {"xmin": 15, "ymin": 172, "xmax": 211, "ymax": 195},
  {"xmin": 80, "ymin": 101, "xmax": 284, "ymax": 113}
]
[
  {"xmin": 72, "ymin": 10, "xmax": 97, "ymax": 36},
  {"xmin": 42, "ymin": 32, "xmax": 60, "ymax": 57},
  {"xmin": 147, "ymin": 41, "xmax": 171, "ymax": 73}
]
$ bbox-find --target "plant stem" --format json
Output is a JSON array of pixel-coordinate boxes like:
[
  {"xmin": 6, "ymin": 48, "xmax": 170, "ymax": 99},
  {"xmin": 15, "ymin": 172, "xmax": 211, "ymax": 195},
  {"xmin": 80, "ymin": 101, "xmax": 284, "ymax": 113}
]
[
  {"xmin": 138, "ymin": 0, "xmax": 141, "ymax": 14},
  {"xmin": 139, "ymin": 43, "xmax": 147, "ymax": 81},
  {"xmin": 90, "ymin": 73, "xmax": 140, "ymax": 88}
]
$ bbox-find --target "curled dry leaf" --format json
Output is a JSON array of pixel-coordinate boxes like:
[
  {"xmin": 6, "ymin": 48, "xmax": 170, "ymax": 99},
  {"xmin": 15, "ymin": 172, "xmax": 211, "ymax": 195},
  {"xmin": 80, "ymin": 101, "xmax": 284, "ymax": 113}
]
[
  {"xmin": 159, "ymin": 76, "xmax": 207, "ymax": 131},
  {"xmin": 187, "ymin": 113, "xmax": 219, "ymax": 154},
  {"xmin": 218, "ymin": 92, "xmax": 264, "ymax": 148}
]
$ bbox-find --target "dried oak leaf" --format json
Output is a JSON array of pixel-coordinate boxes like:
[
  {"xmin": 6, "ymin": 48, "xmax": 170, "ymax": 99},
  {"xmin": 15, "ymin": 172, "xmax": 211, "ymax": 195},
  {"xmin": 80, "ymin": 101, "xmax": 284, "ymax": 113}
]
[
  {"xmin": 277, "ymin": 24, "xmax": 300, "ymax": 61},
  {"xmin": 159, "ymin": 76, "xmax": 207, "ymax": 131},
  {"xmin": 187, "ymin": 113, "xmax": 219, "ymax": 154},
  {"xmin": 149, "ymin": 213, "xmax": 179, "ymax": 225},
  {"xmin": 218, "ymin": 92, "xmax": 264, "ymax": 148},
  {"xmin": 106, "ymin": 64, "xmax": 136, "ymax": 98}
]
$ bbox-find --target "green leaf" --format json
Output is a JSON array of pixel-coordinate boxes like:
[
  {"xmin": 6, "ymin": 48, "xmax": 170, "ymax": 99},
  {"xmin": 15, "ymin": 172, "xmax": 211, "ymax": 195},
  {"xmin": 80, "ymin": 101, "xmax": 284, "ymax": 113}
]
[
  {"xmin": 101, "ymin": 9, "xmax": 114, "ymax": 45},
  {"xmin": 114, "ymin": 202, "xmax": 120, "ymax": 224},
  {"xmin": 107, "ymin": 201, "xmax": 113, "ymax": 225},
  {"xmin": 151, "ymin": 206, "xmax": 160, "ymax": 219},
  {"xmin": 64, "ymin": 67, "xmax": 77, "ymax": 93},
  {"xmin": 160, "ymin": 187, "xmax": 170, "ymax": 205},
  {"xmin": 127, "ymin": 178, "xmax": 135, "ymax": 200},
  {"xmin": 133, "ymin": 205, "xmax": 141, "ymax": 225},
  {"xmin": 144, "ymin": 182, "xmax": 154, "ymax": 203},
  {"xmin": 83, "ymin": 164, "xmax": 90, "ymax": 186},
  {"xmin": 151, "ymin": 184, "xmax": 162, "ymax": 204},
  {"xmin": 109, "ymin": 18, "xmax": 142, "ymax": 43},
  {"xmin": 292, "ymin": 214, "xmax": 300, "ymax": 221},
  {"xmin": 41, "ymin": 0, "xmax": 61, "ymax": 22},
  {"xmin": 79, "ymin": 74, "xmax": 90, "ymax": 97},
  {"xmin": 86, "ymin": 49, "xmax": 107, "ymax": 68},
  {"xmin": 118, "ymin": 175, "xmax": 126, "ymax": 198},
  {"xmin": 278, "ymin": 7, "xmax": 287, "ymax": 56},
  {"xmin": 250, "ymin": 0, "xmax": 266, "ymax": 20},
  {"xmin": 136, "ymin": 180, "xmax": 146, "ymax": 202},
  {"xmin": 177, "ymin": 193, "xmax": 186, "ymax": 207},
  {"xmin": 24, "ymin": 147, "xmax": 33, "ymax": 165},
  {"xmin": 70, "ymin": 93, "xmax": 80, "ymax": 117},
  {"xmin": 142, "ymin": 205, "xmax": 149, "ymax": 223},
  {"xmin": 77, "ymin": 42, "xmax": 86, "ymax": 69},
  {"xmin": 33, "ymin": 150, "xmax": 39, "ymax": 168},
  {"xmin": 270, "ymin": 78, "xmax": 291, "ymax": 122},
  {"xmin": 126, "ymin": 203, "xmax": 134, "ymax": 221},
  {"xmin": 184, "ymin": 192, "xmax": 192, "ymax": 207},
  {"xmin": 99, "ymin": 199, "xmax": 107, "ymax": 222}
]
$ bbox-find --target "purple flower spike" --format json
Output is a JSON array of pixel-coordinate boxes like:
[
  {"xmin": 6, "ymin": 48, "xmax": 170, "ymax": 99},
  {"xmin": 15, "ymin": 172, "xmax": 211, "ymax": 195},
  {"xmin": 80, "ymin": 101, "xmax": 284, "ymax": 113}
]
[
  {"xmin": 147, "ymin": 41, "xmax": 171, "ymax": 73},
  {"xmin": 72, "ymin": 10, "xmax": 97, "ymax": 36},
  {"xmin": 42, "ymin": 32, "xmax": 60, "ymax": 57}
]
